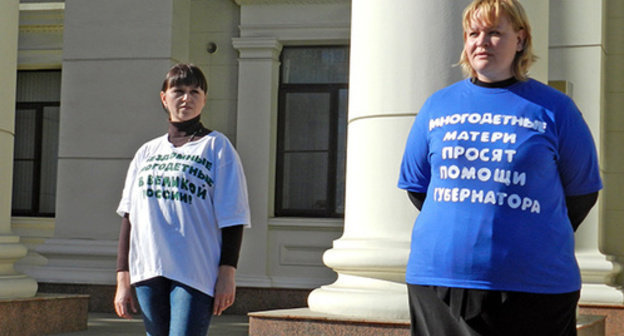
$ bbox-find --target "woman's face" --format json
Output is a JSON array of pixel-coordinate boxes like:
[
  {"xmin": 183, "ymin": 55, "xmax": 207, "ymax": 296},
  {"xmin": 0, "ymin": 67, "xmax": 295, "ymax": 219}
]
[
  {"xmin": 160, "ymin": 84, "xmax": 206, "ymax": 122},
  {"xmin": 464, "ymin": 13, "xmax": 525, "ymax": 82}
]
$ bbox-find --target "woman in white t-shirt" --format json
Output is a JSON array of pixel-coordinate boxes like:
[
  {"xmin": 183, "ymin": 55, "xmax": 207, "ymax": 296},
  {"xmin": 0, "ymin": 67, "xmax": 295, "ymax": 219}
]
[{"xmin": 113, "ymin": 64, "xmax": 251, "ymax": 336}]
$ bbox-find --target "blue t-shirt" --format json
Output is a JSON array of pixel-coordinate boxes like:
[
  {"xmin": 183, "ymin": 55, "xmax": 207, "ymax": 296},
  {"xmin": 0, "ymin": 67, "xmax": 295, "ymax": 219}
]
[{"xmin": 398, "ymin": 78, "xmax": 602, "ymax": 294}]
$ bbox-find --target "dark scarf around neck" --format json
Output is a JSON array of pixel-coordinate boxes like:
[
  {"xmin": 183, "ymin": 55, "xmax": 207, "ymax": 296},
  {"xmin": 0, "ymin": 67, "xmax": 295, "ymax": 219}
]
[{"xmin": 168, "ymin": 116, "xmax": 211, "ymax": 147}]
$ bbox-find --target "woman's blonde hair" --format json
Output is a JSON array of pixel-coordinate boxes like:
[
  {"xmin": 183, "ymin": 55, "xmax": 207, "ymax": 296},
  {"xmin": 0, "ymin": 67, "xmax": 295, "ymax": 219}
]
[{"xmin": 458, "ymin": 0, "xmax": 537, "ymax": 81}]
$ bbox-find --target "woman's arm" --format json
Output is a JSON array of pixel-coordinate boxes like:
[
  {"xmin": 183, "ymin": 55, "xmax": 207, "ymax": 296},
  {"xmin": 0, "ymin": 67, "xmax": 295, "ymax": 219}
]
[
  {"xmin": 213, "ymin": 225, "xmax": 244, "ymax": 316},
  {"xmin": 114, "ymin": 214, "xmax": 137, "ymax": 319},
  {"xmin": 116, "ymin": 214, "xmax": 131, "ymax": 272},
  {"xmin": 219, "ymin": 225, "xmax": 243, "ymax": 267},
  {"xmin": 407, "ymin": 191, "xmax": 427, "ymax": 211},
  {"xmin": 566, "ymin": 192, "xmax": 598, "ymax": 232}
]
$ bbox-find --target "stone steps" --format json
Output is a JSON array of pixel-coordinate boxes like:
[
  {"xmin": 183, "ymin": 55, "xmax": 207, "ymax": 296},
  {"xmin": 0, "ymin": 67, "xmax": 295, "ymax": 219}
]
[
  {"xmin": 0, "ymin": 294, "xmax": 89, "ymax": 336},
  {"xmin": 249, "ymin": 308, "xmax": 606, "ymax": 336}
]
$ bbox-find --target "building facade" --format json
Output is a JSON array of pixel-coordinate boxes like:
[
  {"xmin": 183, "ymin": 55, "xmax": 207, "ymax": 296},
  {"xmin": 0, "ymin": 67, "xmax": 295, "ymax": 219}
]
[{"xmin": 1, "ymin": 0, "xmax": 623, "ymax": 320}]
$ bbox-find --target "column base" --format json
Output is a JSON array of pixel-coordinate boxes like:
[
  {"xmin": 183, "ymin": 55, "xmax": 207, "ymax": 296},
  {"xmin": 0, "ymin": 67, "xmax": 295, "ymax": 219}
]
[
  {"xmin": 307, "ymin": 274, "xmax": 409, "ymax": 320},
  {"xmin": 0, "ymin": 234, "xmax": 38, "ymax": 298},
  {"xmin": 581, "ymin": 283, "xmax": 624, "ymax": 305},
  {"xmin": 577, "ymin": 250, "xmax": 624, "ymax": 304},
  {"xmin": 0, "ymin": 274, "xmax": 37, "ymax": 298}
]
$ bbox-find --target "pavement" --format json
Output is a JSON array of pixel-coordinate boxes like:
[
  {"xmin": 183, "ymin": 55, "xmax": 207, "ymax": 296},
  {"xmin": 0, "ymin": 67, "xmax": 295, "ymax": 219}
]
[{"xmin": 52, "ymin": 313, "xmax": 249, "ymax": 336}]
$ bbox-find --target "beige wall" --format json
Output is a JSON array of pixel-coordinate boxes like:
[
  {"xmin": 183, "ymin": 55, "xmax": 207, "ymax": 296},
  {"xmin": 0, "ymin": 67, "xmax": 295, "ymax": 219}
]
[
  {"xmin": 27, "ymin": 0, "xmax": 191, "ymax": 284},
  {"xmin": 190, "ymin": 0, "xmax": 240, "ymax": 142},
  {"xmin": 520, "ymin": 0, "xmax": 549, "ymax": 82},
  {"xmin": 233, "ymin": 1, "xmax": 350, "ymax": 289}
]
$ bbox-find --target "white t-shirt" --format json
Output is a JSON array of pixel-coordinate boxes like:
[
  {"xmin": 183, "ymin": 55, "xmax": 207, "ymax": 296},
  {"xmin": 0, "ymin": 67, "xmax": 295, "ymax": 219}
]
[{"xmin": 117, "ymin": 131, "xmax": 251, "ymax": 296}]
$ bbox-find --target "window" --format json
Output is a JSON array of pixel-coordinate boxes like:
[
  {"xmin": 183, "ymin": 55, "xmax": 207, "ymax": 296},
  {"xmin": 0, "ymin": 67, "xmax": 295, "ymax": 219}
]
[
  {"xmin": 275, "ymin": 46, "xmax": 349, "ymax": 217},
  {"xmin": 12, "ymin": 70, "xmax": 61, "ymax": 217}
]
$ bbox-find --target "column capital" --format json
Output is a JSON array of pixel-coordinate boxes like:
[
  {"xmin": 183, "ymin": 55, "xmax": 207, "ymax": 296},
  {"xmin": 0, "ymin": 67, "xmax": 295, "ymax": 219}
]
[{"xmin": 232, "ymin": 38, "xmax": 283, "ymax": 61}]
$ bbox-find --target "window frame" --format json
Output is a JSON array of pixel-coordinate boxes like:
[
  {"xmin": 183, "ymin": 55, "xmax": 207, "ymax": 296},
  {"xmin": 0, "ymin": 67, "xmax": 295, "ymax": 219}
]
[
  {"xmin": 12, "ymin": 101, "xmax": 60, "ymax": 217},
  {"xmin": 274, "ymin": 46, "xmax": 349, "ymax": 218}
]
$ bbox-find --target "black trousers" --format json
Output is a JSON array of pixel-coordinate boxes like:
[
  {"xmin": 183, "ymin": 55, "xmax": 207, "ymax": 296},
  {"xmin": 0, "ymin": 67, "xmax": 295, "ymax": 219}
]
[{"xmin": 408, "ymin": 284, "xmax": 579, "ymax": 336}]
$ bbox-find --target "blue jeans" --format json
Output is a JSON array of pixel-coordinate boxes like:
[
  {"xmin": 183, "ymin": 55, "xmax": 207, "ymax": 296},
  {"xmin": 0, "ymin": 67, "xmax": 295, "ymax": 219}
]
[{"xmin": 134, "ymin": 277, "xmax": 214, "ymax": 336}]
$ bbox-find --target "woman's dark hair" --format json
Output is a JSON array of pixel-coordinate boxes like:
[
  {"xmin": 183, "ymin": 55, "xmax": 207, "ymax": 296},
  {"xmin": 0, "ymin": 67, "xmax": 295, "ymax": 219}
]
[{"xmin": 161, "ymin": 63, "xmax": 207, "ymax": 93}]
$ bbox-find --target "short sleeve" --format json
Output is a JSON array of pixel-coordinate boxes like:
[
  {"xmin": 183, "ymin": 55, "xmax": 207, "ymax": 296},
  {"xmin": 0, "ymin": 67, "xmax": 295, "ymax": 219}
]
[
  {"xmin": 116, "ymin": 149, "xmax": 142, "ymax": 217},
  {"xmin": 398, "ymin": 100, "xmax": 432, "ymax": 192},
  {"xmin": 555, "ymin": 100, "xmax": 602, "ymax": 196},
  {"xmin": 212, "ymin": 137, "xmax": 251, "ymax": 228}
]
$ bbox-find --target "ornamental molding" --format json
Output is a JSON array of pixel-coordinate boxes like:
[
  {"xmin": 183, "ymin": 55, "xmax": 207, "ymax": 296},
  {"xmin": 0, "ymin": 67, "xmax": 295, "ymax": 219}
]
[
  {"xmin": 232, "ymin": 37, "xmax": 283, "ymax": 60},
  {"xmin": 240, "ymin": 22, "xmax": 348, "ymax": 31},
  {"xmin": 238, "ymin": 23, "xmax": 350, "ymax": 44},
  {"xmin": 19, "ymin": 24, "xmax": 63, "ymax": 34},
  {"xmin": 19, "ymin": 3, "xmax": 65, "ymax": 11},
  {"xmin": 18, "ymin": 49, "xmax": 63, "ymax": 70}
]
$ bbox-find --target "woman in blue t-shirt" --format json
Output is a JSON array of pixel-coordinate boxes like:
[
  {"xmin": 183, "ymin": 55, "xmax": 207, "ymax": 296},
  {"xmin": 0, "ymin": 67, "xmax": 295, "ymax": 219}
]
[{"xmin": 398, "ymin": 1, "xmax": 602, "ymax": 335}]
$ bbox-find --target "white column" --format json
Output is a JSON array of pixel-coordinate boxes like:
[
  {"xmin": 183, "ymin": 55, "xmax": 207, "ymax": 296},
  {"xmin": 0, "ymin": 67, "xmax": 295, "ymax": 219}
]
[
  {"xmin": 0, "ymin": 0, "xmax": 38, "ymax": 298},
  {"xmin": 519, "ymin": 0, "xmax": 548, "ymax": 82},
  {"xmin": 308, "ymin": 0, "xmax": 469, "ymax": 319},
  {"xmin": 548, "ymin": 0, "xmax": 624, "ymax": 304},
  {"xmin": 232, "ymin": 38, "xmax": 282, "ymax": 287},
  {"xmin": 601, "ymin": 0, "xmax": 624, "ymax": 301}
]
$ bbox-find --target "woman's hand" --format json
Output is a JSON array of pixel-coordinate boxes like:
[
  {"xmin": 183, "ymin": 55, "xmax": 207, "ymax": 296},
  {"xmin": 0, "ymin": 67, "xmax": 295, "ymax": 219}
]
[
  {"xmin": 213, "ymin": 265, "xmax": 236, "ymax": 316},
  {"xmin": 114, "ymin": 271, "xmax": 138, "ymax": 319}
]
